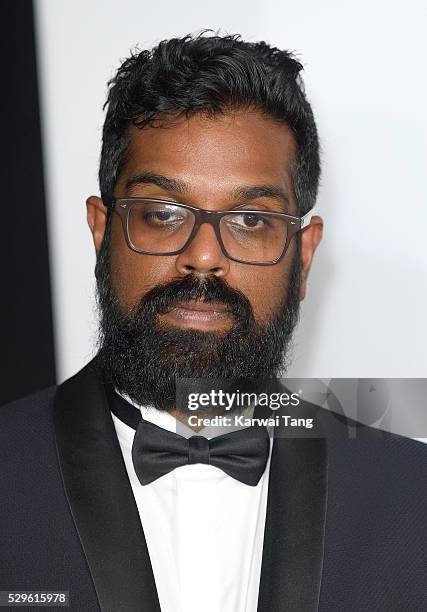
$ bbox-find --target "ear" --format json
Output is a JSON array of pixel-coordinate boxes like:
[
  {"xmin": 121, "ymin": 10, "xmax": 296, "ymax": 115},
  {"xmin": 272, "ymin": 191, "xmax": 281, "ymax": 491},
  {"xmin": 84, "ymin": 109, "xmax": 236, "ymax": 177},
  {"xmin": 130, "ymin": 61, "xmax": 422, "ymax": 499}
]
[
  {"xmin": 86, "ymin": 195, "xmax": 108, "ymax": 255},
  {"xmin": 299, "ymin": 215, "xmax": 323, "ymax": 301}
]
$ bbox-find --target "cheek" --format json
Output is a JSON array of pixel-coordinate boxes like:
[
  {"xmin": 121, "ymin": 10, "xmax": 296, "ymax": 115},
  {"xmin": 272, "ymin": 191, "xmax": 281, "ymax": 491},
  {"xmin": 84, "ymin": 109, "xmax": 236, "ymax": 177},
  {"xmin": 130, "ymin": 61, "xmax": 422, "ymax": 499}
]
[
  {"xmin": 252, "ymin": 241, "xmax": 297, "ymax": 321},
  {"xmin": 109, "ymin": 219, "xmax": 176, "ymax": 309},
  {"xmin": 232, "ymin": 259, "xmax": 292, "ymax": 323}
]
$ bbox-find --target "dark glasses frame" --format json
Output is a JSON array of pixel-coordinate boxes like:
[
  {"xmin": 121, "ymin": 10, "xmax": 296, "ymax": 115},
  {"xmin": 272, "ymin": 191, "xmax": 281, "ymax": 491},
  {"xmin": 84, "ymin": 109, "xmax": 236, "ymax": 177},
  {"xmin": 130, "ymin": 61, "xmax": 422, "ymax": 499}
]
[{"xmin": 102, "ymin": 194, "xmax": 316, "ymax": 266}]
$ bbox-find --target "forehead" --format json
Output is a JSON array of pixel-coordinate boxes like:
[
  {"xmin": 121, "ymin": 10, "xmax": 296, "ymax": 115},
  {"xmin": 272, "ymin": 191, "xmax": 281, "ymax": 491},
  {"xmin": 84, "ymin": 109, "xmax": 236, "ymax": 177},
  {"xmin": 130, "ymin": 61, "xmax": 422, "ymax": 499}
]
[{"xmin": 117, "ymin": 110, "xmax": 297, "ymax": 207}]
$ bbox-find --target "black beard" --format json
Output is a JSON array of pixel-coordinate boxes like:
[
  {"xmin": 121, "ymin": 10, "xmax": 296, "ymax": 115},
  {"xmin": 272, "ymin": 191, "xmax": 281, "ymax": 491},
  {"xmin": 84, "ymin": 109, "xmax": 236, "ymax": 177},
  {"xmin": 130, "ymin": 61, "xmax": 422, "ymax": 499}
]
[{"xmin": 95, "ymin": 220, "xmax": 301, "ymax": 413}]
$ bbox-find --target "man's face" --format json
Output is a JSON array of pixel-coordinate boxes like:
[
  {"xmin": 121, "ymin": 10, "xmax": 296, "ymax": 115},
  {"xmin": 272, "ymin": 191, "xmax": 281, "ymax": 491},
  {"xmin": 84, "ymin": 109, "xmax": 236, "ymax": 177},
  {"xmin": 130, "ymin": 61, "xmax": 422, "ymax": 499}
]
[{"xmin": 87, "ymin": 110, "xmax": 322, "ymax": 411}]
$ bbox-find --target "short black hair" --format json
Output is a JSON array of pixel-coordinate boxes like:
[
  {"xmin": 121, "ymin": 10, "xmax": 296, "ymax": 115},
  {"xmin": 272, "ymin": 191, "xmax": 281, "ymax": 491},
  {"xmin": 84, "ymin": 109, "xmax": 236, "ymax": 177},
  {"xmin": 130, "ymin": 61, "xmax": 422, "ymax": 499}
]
[{"xmin": 100, "ymin": 32, "xmax": 320, "ymax": 215}]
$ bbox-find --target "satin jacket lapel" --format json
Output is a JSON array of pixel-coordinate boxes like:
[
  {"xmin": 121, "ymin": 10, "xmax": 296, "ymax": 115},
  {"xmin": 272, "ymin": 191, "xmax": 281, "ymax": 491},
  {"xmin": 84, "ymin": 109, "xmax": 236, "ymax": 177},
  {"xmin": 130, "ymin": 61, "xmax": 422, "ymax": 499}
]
[
  {"xmin": 257, "ymin": 432, "xmax": 328, "ymax": 612},
  {"xmin": 53, "ymin": 359, "xmax": 160, "ymax": 612}
]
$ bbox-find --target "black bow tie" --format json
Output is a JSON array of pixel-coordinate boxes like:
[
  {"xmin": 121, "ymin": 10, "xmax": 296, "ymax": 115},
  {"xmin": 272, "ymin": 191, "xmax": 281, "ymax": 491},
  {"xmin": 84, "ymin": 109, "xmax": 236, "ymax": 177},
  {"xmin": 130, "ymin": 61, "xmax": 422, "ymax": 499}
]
[{"xmin": 109, "ymin": 390, "xmax": 270, "ymax": 486}]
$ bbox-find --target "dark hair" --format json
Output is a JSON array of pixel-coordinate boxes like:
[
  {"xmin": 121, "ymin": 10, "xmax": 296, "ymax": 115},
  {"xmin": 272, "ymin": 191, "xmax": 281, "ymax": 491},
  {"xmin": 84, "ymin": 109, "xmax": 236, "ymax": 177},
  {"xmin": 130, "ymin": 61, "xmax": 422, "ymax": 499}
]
[{"xmin": 99, "ymin": 32, "xmax": 320, "ymax": 215}]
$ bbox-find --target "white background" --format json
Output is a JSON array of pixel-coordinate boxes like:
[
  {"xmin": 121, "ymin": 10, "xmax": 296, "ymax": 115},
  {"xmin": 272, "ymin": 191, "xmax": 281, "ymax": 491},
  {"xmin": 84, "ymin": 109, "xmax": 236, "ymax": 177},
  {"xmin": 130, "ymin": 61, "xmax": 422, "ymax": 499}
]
[{"xmin": 34, "ymin": 0, "xmax": 427, "ymax": 383}]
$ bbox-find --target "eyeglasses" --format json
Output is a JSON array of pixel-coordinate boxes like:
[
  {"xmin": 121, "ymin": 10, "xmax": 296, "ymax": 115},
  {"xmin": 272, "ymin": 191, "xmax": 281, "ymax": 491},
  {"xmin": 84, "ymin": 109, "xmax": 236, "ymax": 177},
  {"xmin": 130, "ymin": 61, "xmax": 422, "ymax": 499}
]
[{"xmin": 103, "ymin": 195, "xmax": 316, "ymax": 266}]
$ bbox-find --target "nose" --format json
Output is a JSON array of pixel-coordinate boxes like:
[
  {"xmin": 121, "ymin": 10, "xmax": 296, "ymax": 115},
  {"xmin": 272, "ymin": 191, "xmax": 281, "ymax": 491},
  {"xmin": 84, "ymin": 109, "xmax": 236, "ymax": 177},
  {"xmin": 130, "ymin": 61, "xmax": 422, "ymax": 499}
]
[{"xmin": 175, "ymin": 222, "xmax": 230, "ymax": 277}]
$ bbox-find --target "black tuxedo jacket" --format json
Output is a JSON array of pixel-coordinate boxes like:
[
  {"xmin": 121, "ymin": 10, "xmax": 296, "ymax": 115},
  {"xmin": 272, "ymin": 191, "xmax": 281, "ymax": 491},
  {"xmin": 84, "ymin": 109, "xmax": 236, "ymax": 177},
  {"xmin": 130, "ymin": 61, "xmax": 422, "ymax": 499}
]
[{"xmin": 1, "ymin": 359, "xmax": 426, "ymax": 611}]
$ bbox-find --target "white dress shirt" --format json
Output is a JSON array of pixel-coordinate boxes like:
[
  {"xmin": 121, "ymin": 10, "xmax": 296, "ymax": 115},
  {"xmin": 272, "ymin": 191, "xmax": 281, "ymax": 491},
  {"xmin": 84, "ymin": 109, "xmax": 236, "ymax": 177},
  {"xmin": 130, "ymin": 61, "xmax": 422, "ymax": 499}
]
[{"xmin": 111, "ymin": 396, "xmax": 273, "ymax": 612}]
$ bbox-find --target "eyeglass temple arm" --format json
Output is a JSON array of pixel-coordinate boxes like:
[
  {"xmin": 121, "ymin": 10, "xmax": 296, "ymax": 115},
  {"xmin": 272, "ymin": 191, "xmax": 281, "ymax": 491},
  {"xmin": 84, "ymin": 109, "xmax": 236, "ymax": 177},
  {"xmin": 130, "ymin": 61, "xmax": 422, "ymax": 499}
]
[{"xmin": 300, "ymin": 206, "xmax": 317, "ymax": 229}]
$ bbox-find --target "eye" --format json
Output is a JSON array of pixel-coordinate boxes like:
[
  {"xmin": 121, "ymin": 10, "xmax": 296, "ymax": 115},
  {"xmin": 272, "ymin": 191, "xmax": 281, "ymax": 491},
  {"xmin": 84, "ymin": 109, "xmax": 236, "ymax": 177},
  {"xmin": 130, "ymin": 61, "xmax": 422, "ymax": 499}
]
[
  {"xmin": 144, "ymin": 210, "xmax": 173, "ymax": 222},
  {"xmin": 140, "ymin": 207, "xmax": 186, "ymax": 225},
  {"xmin": 151, "ymin": 210, "xmax": 172, "ymax": 221},
  {"xmin": 228, "ymin": 212, "xmax": 269, "ymax": 229},
  {"xmin": 241, "ymin": 213, "xmax": 263, "ymax": 227}
]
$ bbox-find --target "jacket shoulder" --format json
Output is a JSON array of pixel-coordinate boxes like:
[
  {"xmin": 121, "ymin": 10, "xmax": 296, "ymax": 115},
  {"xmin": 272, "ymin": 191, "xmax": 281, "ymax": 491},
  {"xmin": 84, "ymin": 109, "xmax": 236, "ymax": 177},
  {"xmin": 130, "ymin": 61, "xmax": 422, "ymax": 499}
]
[
  {"xmin": 0, "ymin": 358, "xmax": 101, "ymax": 446},
  {"xmin": 0, "ymin": 385, "xmax": 58, "ymax": 423}
]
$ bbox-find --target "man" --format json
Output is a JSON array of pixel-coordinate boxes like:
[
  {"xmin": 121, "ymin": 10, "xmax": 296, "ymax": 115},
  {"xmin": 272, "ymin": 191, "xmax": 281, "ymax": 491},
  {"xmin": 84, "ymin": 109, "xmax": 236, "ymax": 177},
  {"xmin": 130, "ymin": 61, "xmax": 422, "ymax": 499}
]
[{"xmin": 1, "ymin": 33, "xmax": 425, "ymax": 612}]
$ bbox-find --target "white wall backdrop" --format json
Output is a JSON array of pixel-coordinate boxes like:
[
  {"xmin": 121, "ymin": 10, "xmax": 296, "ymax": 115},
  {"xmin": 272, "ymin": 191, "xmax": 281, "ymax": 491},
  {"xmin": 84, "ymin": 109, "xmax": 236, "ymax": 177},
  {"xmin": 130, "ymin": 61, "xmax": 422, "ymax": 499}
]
[{"xmin": 34, "ymin": 0, "xmax": 427, "ymax": 383}]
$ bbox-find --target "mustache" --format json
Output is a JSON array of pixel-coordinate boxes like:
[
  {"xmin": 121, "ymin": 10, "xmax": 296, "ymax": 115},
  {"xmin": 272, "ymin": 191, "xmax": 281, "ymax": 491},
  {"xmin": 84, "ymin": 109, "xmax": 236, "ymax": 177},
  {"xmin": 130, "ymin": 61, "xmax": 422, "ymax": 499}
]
[{"xmin": 130, "ymin": 274, "xmax": 254, "ymax": 328}]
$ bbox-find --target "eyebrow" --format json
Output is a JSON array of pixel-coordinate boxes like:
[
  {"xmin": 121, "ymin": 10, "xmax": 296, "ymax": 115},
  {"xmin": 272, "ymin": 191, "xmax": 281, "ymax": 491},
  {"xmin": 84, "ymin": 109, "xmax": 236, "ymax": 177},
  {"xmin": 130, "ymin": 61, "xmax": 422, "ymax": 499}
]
[
  {"xmin": 231, "ymin": 185, "xmax": 290, "ymax": 208},
  {"xmin": 125, "ymin": 172, "xmax": 290, "ymax": 208},
  {"xmin": 125, "ymin": 172, "xmax": 188, "ymax": 194}
]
